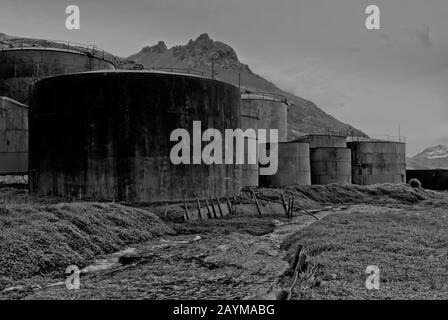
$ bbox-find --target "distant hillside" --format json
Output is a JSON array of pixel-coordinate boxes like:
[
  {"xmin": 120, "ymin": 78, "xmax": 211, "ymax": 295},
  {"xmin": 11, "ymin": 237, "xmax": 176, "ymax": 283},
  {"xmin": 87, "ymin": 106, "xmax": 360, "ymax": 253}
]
[
  {"xmin": 128, "ymin": 33, "xmax": 368, "ymax": 138},
  {"xmin": 407, "ymin": 145, "xmax": 448, "ymax": 169}
]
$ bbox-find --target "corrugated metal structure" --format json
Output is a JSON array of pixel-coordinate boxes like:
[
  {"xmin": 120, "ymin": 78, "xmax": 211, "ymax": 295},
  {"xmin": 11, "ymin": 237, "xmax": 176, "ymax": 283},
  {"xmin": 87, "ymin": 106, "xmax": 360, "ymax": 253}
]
[
  {"xmin": 240, "ymin": 99, "xmax": 259, "ymax": 187},
  {"xmin": 29, "ymin": 71, "xmax": 242, "ymax": 202},
  {"xmin": 406, "ymin": 170, "xmax": 448, "ymax": 191},
  {"xmin": 310, "ymin": 147, "xmax": 351, "ymax": 185},
  {"xmin": 259, "ymin": 142, "xmax": 311, "ymax": 187},
  {"xmin": 0, "ymin": 48, "xmax": 115, "ymax": 104},
  {"xmin": 293, "ymin": 134, "xmax": 347, "ymax": 148},
  {"xmin": 347, "ymin": 140, "xmax": 406, "ymax": 185},
  {"xmin": 0, "ymin": 96, "xmax": 28, "ymax": 175},
  {"xmin": 241, "ymin": 92, "xmax": 288, "ymax": 142}
]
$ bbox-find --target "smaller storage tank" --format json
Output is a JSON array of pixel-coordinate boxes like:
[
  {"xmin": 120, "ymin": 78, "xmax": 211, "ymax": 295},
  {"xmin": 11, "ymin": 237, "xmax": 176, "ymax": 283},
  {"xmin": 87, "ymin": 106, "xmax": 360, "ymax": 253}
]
[
  {"xmin": 293, "ymin": 134, "xmax": 347, "ymax": 148},
  {"xmin": 241, "ymin": 92, "xmax": 288, "ymax": 142},
  {"xmin": 310, "ymin": 147, "xmax": 351, "ymax": 185},
  {"xmin": 240, "ymin": 100, "xmax": 259, "ymax": 187},
  {"xmin": 348, "ymin": 140, "xmax": 406, "ymax": 185},
  {"xmin": 0, "ymin": 47, "xmax": 116, "ymax": 104},
  {"xmin": 259, "ymin": 142, "xmax": 311, "ymax": 187},
  {"xmin": 406, "ymin": 170, "xmax": 448, "ymax": 191},
  {"xmin": 0, "ymin": 96, "xmax": 28, "ymax": 175}
]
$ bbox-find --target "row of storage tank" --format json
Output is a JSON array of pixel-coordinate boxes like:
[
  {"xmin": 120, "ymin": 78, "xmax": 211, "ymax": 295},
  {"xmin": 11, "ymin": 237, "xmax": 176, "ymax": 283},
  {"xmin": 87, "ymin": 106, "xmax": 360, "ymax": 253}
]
[
  {"xmin": 255, "ymin": 135, "xmax": 406, "ymax": 188},
  {"xmin": 0, "ymin": 46, "xmax": 408, "ymax": 202}
]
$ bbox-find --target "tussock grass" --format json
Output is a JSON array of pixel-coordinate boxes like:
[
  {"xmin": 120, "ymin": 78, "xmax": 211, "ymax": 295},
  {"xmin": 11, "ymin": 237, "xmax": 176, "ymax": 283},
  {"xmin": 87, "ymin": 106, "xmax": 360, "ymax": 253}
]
[
  {"xmin": 255, "ymin": 183, "xmax": 444, "ymax": 208},
  {"xmin": 280, "ymin": 207, "xmax": 448, "ymax": 299},
  {"xmin": 0, "ymin": 202, "xmax": 172, "ymax": 290}
]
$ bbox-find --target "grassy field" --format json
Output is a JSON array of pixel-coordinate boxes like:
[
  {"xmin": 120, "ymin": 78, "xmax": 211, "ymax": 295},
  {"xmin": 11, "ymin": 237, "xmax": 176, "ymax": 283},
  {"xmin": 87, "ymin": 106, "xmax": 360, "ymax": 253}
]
[{"xmin": 281, "ymin": 203, "xmax": 448, "ymax": 299}]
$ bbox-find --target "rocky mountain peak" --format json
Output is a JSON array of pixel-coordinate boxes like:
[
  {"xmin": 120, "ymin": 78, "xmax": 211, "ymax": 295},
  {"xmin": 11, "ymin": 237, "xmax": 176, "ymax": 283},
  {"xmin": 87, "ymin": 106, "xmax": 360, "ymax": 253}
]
[
  {"xmin": 195, "ymin": 33, "xmax": 211, "ymax": 42},
  {"xmin": 174, "ymin": 33, "xmax": 249, "ymax": 71},
  {"xmin": 414, "ymin": 144, "xmax": 448, "ymax": 159},
  {"xmin": 142, "ymin": 41, "xmax": 168, "ymax": 54}
]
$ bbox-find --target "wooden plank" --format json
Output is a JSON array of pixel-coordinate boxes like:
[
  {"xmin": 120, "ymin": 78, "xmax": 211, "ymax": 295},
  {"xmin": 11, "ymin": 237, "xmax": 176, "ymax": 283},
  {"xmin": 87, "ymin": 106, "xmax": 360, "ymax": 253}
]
[
  {"xmin": 281, "ymin": 194, "xmax": 288, "ymax": 217},
  {"xmin": 196, "ymin": 199, "xmax": 203, "ymax": 220},
  {"xmin": 184, "ymin": 202, "xmax": 190, "ymax": 221},
  {"xmin": 205, "ymin": 199, "xmax": 213, "ymax": 219},
  {"xmin": 226, "ymin": 197, "xmax": 233, "ymax": 215},
  {"xmin": 215, "ymin": 196, "xmax": 225, "ymax": 217},
  {"xmin": 252, "ymin": 191, "xmax": 262, "ymax": 216},
  {"xmin": 209, "ymin": 196, "xmax": 218, "ymax": 219}
]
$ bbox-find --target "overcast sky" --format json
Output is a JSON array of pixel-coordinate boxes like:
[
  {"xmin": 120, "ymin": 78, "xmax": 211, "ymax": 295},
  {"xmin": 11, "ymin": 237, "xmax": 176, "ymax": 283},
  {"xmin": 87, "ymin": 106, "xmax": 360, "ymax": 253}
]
[{"xmin": 1, "ymin": 0, "xmax": 447, "ymax": 155}]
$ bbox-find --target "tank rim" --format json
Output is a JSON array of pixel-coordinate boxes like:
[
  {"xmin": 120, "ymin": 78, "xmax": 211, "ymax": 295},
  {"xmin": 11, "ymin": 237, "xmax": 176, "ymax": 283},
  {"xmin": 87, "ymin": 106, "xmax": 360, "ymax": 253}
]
[
  {"xmin": 347, "ymin": 140, "xmax": 406, "ymax": 145},
  {"xmin": 294, "ymin": 133, "xmax": 348, "ymax": 139},
  {"xmin": 31, "ymin": 69, "xmax": 240, "ymax": 89},
  {"xmin": 310, "ymin": 147, "xmax": 351, "ymax": 150},
  {"xmin": 0, "ymin": 47, "xmax": 116, "ymax": 68}
]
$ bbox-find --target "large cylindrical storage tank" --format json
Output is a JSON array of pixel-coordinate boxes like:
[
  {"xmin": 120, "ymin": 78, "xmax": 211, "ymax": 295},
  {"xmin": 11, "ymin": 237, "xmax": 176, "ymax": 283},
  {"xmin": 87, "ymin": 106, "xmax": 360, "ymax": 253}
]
[
  {"xmin": 241, "ymin": 93, "xmax": 287, "ymax": 142},
  {"xmin": 293, "ymin": 134, "xmax": 347, "ymax": 148},
  {"xmin": 310, "ymin": 148, "xmax": 351, "ymax": 185},
  {"xmin": 259, "ymin": 142, "xmax": 311, "ymax": 187},
  {"xmin": 0, "ymin": 48, "xmax": 116, "ymax": 104},
  {"xmin": 240, "ymin": 100, "xmax": 259, "ymax": 187},
  {"xmin": 348, "ymin": 141, "xmax": 406, "ymax": 185},
  {"xmin": 29, "ymin": 71, "xmax": 242, "ymax": 202},
  {"xmin": 0, "ymin": 96, "xmax": 28, "ymax": 175}
]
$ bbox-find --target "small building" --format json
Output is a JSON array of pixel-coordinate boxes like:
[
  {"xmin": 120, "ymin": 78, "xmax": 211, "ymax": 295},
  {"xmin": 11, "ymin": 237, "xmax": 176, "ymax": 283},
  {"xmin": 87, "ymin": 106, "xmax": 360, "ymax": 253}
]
[{"xmin": 406, "ymin": 169, "xmax": 448, "ymax": 190}]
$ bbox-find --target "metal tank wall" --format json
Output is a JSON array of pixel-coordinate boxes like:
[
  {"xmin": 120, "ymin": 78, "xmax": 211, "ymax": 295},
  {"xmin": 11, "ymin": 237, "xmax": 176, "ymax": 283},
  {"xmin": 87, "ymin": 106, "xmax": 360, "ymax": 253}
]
[
  {"xmin": 240, "ymin": 100, "xmax": 259, "ymax": 187},
  {"xmin": 259, "ymin": 142, "xmax": 311, "ymax": 187},
  {"xmin": 0, "ymin": 97, "xmax": 28, "ymax": 175},
  {"xmin": 406, "ymin": 170, "xmax": 448, "ymax": 191},
  {"xmin": 29, "ymin": 71, "xmax": 242, "ymax": 202},
  {"xmin": 293, "ymin": 134, "xmax": 347, "ymax": 148},
  {"xmin": 0, "ymin": 48, "xmax": 116, "ymax": 104},
  {"xmin": 310, "ymin": 147, "xmax": 351, "ymax": 185},
  {"xmin": 347, "ymin": 141, "xmax": 406, "ymax": 185},
  {"xmin": 241, "ymin": 93, "xmax": 287, "ymax": 142}
]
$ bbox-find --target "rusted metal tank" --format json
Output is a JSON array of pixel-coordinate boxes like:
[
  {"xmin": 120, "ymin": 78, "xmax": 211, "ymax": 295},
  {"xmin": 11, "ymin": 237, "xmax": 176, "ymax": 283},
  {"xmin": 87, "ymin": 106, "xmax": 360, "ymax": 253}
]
[
  {"xmin": 310, "ymin": 147, "xmax": 352, "ymax": 185},
  {"xmin": 348, "ymin": 140, "xmax": 406, "ymax": 185},
  {"xmin": 241, "ymin": 92, "xmax": 288, "ymax": 142},
  {"xmin": 240, "ymin": 99, "xmax": 259, "ymax": 187},
  {"xmin": 0, "ymin": 96, "xmax": 28, "ymax": 175},
  {"xmin": 259, "ymin": 142, "xmax": 311, "ymax": 187},
  {"xmin": 29, "ymin": 70, "xmax": 242, "ymax": 201}
]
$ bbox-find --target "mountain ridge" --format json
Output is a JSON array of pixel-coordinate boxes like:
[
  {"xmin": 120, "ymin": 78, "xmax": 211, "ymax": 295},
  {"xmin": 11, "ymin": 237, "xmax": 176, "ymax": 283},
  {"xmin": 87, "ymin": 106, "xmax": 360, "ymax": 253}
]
[
  {"xmin": 407, "ymin": 144, "xmax": 448, "ymax": 169},
  {"xmin": 128, "ymin": 33, "xmax": 368, "ymax": 138}
]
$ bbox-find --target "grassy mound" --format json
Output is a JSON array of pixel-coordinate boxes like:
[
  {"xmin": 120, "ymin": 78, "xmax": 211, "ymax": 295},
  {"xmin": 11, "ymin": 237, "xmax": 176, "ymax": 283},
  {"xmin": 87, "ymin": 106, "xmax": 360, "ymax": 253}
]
[
  {"xmin": 0, "ymin": 202, "xmax": 172, "ymax": 290},
  {"xmin": 280, "ymin": 207, "xmax": 448, "ymax": 299},
  {"xmin": 254, "ymin": 183, "xmax": 445, "ymax": 208}
]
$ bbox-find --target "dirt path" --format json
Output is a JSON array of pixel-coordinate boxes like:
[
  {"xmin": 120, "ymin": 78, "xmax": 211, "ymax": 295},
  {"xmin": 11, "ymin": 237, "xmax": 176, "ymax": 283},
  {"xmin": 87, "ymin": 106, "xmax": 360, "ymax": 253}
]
[{"xmin": 8, "ymin": 210, "xmax": 333, "ymax": 300}]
